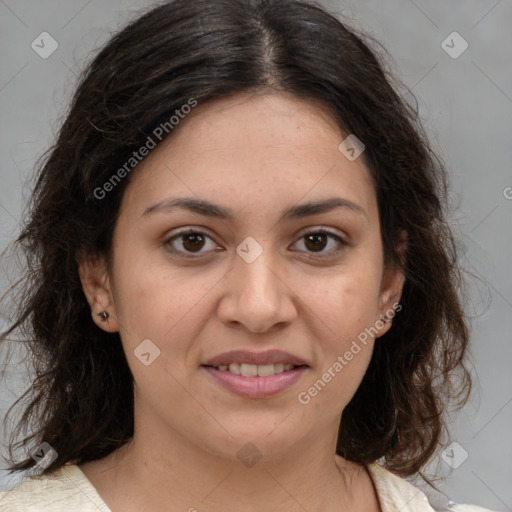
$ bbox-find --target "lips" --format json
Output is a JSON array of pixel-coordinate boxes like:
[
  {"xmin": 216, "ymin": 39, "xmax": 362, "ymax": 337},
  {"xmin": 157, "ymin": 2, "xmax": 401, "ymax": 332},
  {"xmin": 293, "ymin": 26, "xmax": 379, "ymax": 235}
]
[
  {"xmin": 201, "ymin": 350, "xmax": 309, "ymax": 398},
  {"xmin": 202, "ymin": 365, "xmax": 308, "ymax": 398},
  {"xmin": 202, "ymin": 349, "xmax": 308, "ymax": 367}
]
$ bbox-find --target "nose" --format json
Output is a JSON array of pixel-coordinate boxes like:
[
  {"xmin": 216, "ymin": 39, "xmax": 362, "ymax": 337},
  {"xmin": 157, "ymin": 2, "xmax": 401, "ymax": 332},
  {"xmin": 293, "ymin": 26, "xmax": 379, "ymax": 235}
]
[{"xmin": 217, "ymin": 246, "xmax": 297, "ymax": 333}]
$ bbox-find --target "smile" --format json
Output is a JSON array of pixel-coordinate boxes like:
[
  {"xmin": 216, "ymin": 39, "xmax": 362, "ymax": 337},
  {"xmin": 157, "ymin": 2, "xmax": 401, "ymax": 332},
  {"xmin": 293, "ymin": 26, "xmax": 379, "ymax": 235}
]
[
  {"xmin": 201, "ymin": 364, "xmax": 308, "ymax": 398},
  {"xmin": 210, "ymin": 363, "xmax": 303, "ymax": 376}
]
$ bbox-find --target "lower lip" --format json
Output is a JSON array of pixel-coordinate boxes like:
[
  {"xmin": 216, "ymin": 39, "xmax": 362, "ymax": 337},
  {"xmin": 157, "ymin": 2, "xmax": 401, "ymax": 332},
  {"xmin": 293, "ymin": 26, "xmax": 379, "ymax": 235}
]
[{"xmin": 202, "ymin": 366, "xmax": 308, "ymax": 399}]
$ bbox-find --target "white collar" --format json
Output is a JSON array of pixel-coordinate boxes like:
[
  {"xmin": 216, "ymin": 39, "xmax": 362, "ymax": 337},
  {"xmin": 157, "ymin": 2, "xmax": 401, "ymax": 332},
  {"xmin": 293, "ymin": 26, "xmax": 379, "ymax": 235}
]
[{"xmin": 366, "ymin": 462, "xmax": 436, "ymax": 511}]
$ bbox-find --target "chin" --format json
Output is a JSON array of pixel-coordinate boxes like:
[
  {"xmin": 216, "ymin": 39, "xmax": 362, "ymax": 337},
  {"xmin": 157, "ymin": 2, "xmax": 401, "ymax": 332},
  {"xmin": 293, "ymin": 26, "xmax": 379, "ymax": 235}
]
[{"xmin": 200, "ymin": 428, "xmax": 301, "ymax": 463}]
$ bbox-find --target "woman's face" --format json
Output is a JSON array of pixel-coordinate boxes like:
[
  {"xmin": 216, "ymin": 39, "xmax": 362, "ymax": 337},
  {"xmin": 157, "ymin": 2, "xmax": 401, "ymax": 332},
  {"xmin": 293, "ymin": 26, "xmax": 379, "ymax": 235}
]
[{"xmin": 80, "ymin": 91, "xmax": 403, "ymax": 461}]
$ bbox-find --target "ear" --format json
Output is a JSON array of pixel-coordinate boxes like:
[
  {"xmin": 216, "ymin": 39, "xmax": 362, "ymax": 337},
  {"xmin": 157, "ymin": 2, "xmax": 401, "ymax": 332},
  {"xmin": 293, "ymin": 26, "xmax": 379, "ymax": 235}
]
[
  {"xmin": 77, "ymin": 254, "xmax": 120, "ymax": 333},
  {"xmin": 375, "ymin": 231, "xmax": 407, "ymax": 338}
]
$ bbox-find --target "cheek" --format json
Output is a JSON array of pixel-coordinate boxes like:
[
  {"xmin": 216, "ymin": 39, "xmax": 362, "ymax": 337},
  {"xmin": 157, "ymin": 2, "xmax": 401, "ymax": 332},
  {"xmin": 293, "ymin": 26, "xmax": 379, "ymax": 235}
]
[
  {"xmin": 111, "ymin": 248, "xmax": 223, "ymax": 352},
  {"xmin": 304, "ymin": 258, "xmax": 382, "ymax": 386},
  {"xmin": 308, "ymin": 264, "xmax": 382, "ymax": 336},
  {"xmin": 303, "ymin": 282, "xmax": 377, "ymax": 415}
]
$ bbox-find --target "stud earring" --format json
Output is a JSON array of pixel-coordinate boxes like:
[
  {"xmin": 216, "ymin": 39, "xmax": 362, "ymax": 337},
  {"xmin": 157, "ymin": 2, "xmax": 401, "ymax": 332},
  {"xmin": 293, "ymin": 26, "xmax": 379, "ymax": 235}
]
[
  {"xmin": 380, "ymin": 314, "xmax": 391, "ymax": 324},
  {"xmin": 97, "ymin": 311, "xmax": 109, "ymax": 322}
]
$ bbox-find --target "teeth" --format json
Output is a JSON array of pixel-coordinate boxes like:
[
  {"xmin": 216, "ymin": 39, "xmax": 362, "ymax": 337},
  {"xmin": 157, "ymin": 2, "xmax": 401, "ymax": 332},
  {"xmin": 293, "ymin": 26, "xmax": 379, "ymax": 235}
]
[
  {"xmin": 228, "ymin": 363, "xmax": 240, "ymax": 375},
  {"xmin": 257, "ymin": 364, "xmax": 274, "ymax": 377},
  {"xmin": 214, "ymin": 362, "xmax": 299, "ymax": 376},
  {"xmin": 241, "ymin": 363, "xmax": 258, "ymax": 377},
  {"xmin": 274, "ymin": 363, "xmax": 285, "ymax": 373}
]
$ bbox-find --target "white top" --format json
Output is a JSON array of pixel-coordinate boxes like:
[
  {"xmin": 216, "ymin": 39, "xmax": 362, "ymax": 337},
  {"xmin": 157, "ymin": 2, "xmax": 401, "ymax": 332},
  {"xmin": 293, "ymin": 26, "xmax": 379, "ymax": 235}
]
[{"xmin": 0, "ymin": 460, "xmax": 496, "ymax": 511}]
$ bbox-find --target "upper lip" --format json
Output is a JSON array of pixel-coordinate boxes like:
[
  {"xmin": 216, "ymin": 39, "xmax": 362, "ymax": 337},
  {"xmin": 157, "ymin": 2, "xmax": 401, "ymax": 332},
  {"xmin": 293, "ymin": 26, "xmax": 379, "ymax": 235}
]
[{"xmin": 203, "ymin": 349, "xmax": 308, "ymax": 367}]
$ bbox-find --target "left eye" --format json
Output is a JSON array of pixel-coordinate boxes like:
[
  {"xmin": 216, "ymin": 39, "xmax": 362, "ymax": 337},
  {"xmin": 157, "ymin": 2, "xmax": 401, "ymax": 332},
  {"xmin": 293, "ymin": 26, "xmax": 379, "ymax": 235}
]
[
  {"xmin": 292, "ymin": 229, "xmax": 348, "ymax": 257},
  {"xmin": 164, "ymin": 228, "xmax": 347, "ymax": 258}
]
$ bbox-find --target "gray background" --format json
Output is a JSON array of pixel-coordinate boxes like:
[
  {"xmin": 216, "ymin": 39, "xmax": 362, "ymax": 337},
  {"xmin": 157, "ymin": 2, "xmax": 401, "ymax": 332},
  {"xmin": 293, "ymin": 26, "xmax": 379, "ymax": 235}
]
[{"xmin": 0, "ymin": 0, "xmax": 511, "ymax": 510}]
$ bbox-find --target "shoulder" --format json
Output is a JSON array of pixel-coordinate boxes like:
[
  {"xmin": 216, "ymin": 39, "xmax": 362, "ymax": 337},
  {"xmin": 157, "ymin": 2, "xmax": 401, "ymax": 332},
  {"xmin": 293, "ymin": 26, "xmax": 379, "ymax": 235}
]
[
  {"xmin": 0, "ymin": 464, "xmax": 111, "ymax": 511},
  {"xmin": 366, "ymin": 462, "xmax": 435, "ymax": 511},
  {"xmin": 366, "ymin": 463, "xmax": 498, "ymax": 512}
]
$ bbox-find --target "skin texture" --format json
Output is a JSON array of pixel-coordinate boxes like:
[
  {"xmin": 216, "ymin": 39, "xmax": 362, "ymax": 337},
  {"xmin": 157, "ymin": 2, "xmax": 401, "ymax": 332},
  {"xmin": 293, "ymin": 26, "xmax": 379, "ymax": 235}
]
[{"xmin": 78, "ymin": 91, "xmax": 404, "ymax": 512}]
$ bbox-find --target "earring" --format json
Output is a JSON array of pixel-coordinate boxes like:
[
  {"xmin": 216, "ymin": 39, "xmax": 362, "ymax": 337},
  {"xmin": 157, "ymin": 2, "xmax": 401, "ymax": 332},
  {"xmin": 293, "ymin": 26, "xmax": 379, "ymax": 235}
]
[
  {"xmin": 97, "ymin": 311, "xmax": 109, "ymax": 322},
  {"xmin": 380, "ymin": 314, "xmax": 391, "ymax": 324}
]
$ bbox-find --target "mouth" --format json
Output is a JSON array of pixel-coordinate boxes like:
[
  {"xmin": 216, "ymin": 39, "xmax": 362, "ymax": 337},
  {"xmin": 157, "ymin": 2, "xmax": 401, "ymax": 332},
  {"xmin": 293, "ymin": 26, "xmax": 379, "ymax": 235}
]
[
  {"xmin": 202, "ymin": 349, "xmax": 308, "ymax": 368},
  {"xmin": 202, "ymin": 362, "xmax": 307, "ymax": 377},
  {"xmin": 200, "ymin": 350, "xmax": 309, "ymax": 398}
]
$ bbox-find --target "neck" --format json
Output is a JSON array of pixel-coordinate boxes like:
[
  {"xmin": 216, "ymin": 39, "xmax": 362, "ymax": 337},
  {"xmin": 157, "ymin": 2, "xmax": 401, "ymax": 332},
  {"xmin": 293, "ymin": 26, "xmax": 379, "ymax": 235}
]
[{"xmin": 81, "ymin": 427, "xmax": 364, "ymax": 511}]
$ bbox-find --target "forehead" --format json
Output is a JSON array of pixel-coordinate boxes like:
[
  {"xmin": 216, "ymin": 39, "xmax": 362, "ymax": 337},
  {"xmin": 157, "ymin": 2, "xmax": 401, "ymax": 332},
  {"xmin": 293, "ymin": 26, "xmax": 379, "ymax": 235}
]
[{"xmin": 118, "ymin": 92, "xmax": 377, "ymax": 225}]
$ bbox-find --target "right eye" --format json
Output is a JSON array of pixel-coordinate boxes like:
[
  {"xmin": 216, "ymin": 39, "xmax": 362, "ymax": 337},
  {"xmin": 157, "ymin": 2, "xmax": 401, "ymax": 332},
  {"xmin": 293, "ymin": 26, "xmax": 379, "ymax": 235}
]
[{"xmin": 164, "ymin": 228, "xmax": 221, "ymax": 258}]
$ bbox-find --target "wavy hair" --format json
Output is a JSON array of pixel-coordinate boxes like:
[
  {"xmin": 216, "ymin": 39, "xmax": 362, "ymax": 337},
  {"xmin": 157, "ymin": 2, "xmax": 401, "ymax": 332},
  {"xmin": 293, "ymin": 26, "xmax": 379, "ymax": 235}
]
[{"xmin": 0, "ymin": 0, "xmax": 471, "ymax": 483}]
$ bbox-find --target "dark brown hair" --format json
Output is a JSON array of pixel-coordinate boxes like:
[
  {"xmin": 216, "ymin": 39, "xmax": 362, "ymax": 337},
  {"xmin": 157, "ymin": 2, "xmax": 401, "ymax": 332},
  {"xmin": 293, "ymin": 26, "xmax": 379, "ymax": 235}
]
[{"xmin": 1, "ymin": 0, "xmax": 471, "ymax": 483}]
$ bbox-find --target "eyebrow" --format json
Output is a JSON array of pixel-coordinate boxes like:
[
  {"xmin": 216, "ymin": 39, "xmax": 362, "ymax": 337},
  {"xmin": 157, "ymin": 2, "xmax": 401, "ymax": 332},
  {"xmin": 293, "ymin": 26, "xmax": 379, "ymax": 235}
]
[{"xmin": 141, "ymin": 196, "xmax": 367, "ymax": 221}]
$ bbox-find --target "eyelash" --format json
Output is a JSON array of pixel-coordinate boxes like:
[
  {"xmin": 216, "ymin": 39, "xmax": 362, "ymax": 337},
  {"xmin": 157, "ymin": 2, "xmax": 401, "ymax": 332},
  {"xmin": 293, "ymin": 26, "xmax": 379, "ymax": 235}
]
[{"xmin": 164, "ymin": 227, "xmax": 349, "ymax": 260}]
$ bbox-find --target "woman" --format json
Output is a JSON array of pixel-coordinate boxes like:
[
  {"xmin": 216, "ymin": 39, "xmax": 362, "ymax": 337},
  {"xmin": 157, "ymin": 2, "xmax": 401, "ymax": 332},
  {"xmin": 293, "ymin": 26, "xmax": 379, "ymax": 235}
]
[{"xmin": 0, "ymin": 0, "xmax": 496, "ymax": 510}]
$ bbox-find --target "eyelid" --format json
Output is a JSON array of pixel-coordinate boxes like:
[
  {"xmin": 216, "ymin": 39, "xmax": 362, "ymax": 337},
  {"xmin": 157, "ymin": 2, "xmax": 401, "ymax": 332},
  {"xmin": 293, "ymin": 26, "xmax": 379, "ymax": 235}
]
[{"xmin": 295, "ymin": 225, "xmax": 348, "ymax": 243}]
